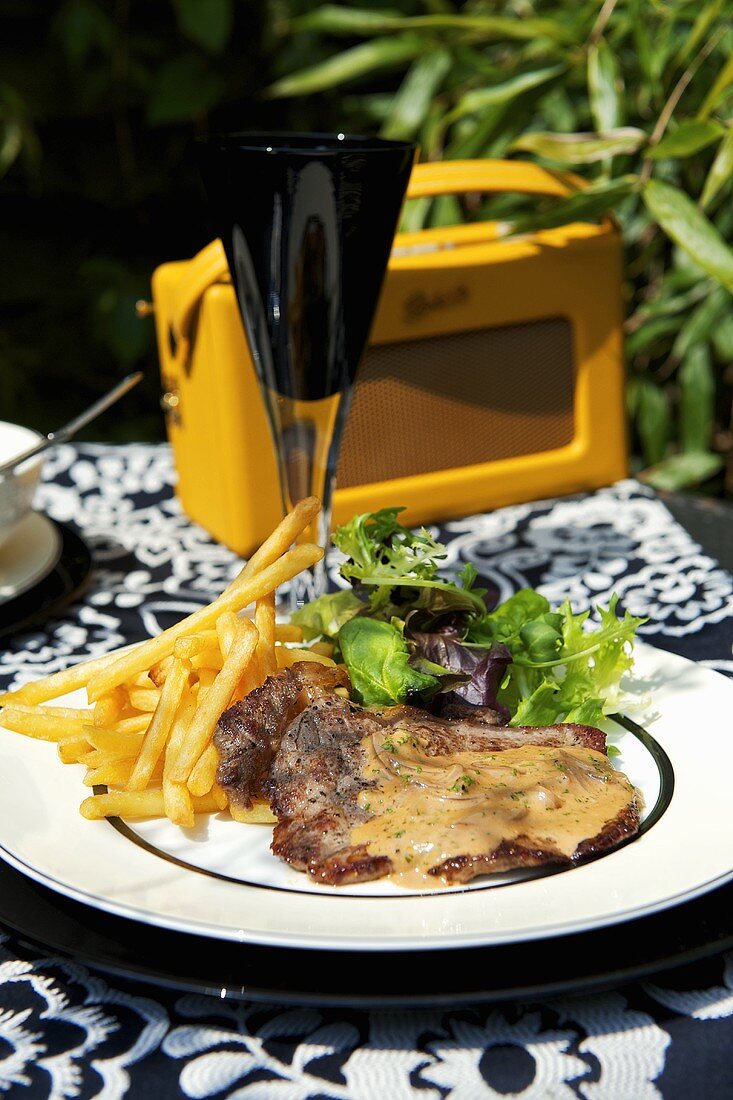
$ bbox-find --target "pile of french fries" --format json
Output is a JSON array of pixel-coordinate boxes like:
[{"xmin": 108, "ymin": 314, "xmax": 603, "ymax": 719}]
[{"xmin": 0, "ymin": 498, "xmax": 337, "ymax": 828}]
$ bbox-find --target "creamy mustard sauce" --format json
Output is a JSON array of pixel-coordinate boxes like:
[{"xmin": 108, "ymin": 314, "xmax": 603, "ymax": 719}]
[{"xmin": 352, "ymin": 726, "xmax": 639, "ymax": 887}]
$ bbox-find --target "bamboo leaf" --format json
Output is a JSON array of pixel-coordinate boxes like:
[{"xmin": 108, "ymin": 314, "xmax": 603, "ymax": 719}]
[
  {"xmin": 381, "ymin": 50, "xmax": 452, "ymax": 140},
  {"xmin": 698, "ymin": 53, "xmax": 733, "ymax": 119},
  {"xmin": 448, "ymin": 66, "xmax": 564, "ymax": 122},
  {"xmin": 172, "ymin": 0, "xmax": 233, "ymax": 55},
  {"xmin": 343, "ymin": 93, "xmax": 393, "ymax": 123},
  {"xmin": 53, "ymin": 0, "xmax": 114, "ymax": 64},
  {"xmin": 679, "ymin": 344, "xmax": 716, "ymax": 454},
  {"xmin": 444, "ymin": 106, "xmax": 506, "ymax": 159},
  {"xmin": 712, "ymin": 311, "xmax": 733, "ymax": 360},
  {"xmin": 675, "ymin": 0, "xmax": 725, "ymax": 67},
  {"xmin": 626, "ymin": 317, "xmax": 681, "ymax": 358},
  {"xmin": 643, "ymin": 178, "xmax": 733, "ymax": 294},
  {"xmin": 266, "ymin": 35, "xmax": 425, "ymax": 98},
  {"xmin": 147, "ymin": 55, "xmax": 224, "ymax": 125},
  {"xmin": 429, "ymin": 194, "xmax": 463, "ymax": 228},
  {"xmin": 672, "ymin": 284, "xmax": 728, "ymax": 360},
  {"xmin": 701, "ymin": 127, "xmax": 733, "ymax": 210},
  {"xmin": 0, "ymin": 115, "xmax": 22, "ymax": 176},
  {"xmin": 641, "ymin": 451, "xmax": 723, "ymax": 490},
  {"xmin": 628, "ymin": 0, "xmax": 653, "ymax": 87},
  {"xmin": 292, "ymin": 7, "xmax": 572, "ymax": 43},
  {"xmin": 649, "ymin": 120, "xmax": 724, "ymax": 160},
  {"xmin": 291, "ymin": 7, "xmax": 416, "ymax": 35},
  {"xmin": 511, "ymin": 128, "xmax": 645, "ymax": 165},
  {"xmin": 636, "ymin": 380, "xmax": 671, "ymax": 467},
  {"xmin": 501, "ymin": 176, "xmax": 637, "ymax": 237},
  {"xmin": 399, "ymin": 196, "xmax": 431, "ymax": 233},
  {"xmin": 588, "ymin": 40, "xmax": 622, "ymax": 133}
]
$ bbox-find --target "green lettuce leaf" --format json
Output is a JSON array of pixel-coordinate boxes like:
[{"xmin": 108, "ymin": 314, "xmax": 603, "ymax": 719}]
[
  {"xmin": 290, "ymin": 588, "xmax": 364, "ymax": 641},
  {"xmin": 333, "ymin": 507, "xmax": 444, "ymax": 592},
  {"xmin": 511, "ymin": 681, "xmax": 561, "ymax": 726},
  {"xmin": 332, "ymin": 508, "xmax": 486, "ymax": 621},
  {"xmin": 502, "ymin": 595, "xmax": 645, "ymax": 726},
  {"xmin": 466, "ymin": 588, "xmax": 553, "ymax": 645}
]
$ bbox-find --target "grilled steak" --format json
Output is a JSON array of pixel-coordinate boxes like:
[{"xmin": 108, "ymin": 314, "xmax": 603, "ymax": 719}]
[
  {"xmin": 266, "ymin": 698, "xmax": 393, "ymax": 884},
  {"xmin": 266, "ymin": 700, "xmax": 641, "ymax": 887},
  {"xmin": 214, "ymin": 662, "xmax": 350, "ymax": 810}
]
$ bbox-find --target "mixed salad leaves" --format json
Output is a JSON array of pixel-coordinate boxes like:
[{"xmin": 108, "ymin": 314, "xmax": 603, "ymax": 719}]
[{"xmin": 292, "ymin": 508, "xmax": 645, "ymax": 728}]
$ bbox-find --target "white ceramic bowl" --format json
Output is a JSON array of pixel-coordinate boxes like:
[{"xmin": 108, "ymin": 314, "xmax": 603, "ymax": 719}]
[{"xmin": 0, "ymin": 422, "xmax": 45, "ymax": 551}]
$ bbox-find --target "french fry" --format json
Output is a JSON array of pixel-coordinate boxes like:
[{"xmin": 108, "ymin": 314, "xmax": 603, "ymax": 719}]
[
  {"xmin": 0, "ymin": 650, "xmax": 122, "ymax": 708},
  {"xmin": 229, "ymin": 799, "xmax": 277, "ymax": 825},
  {"xmin": 215, "ymin": 612, "xmax": 239, "ymax": 658},
  {"xmin": 237, "ymin": 495, "xmax": 321, "ymax": 582},
  {"xmin": 274, "ymin": 623, "xmax": 303, "ymax": 643},
  {"xmin": 163, "ymin": 689, "xmax": 198, "ymax": 824},
  {"xmin": 190, "ymin": 649, "xmax": 224, "ymax": 671},
  {"xmin": 163, "ymin": 780, "xmax": 195, "ymax": 828},
  {"xmin": 129, "ymin": 670, "xmax": 154, "ymax": 689},
  {"xmin": 57, "ymin": 735, "xmax": 93, "ymax": 763},
  {"xmin": 196, "ymin": 668, "xmax": 217, "ymax": 692},
  {"xmin": 310, "ymin": 641, "xmax": 335, "ymax": 658},
  {"xmin": 86, "ymin": 543, "xmax": 321, "ymax": 701},
  {"xmin": 169, "ymin": 620, "xmax": 258, "ymax": 785},
  {"xmin": 217, "ymin": 613, "xmax": 261, "ymax": 702},
  {"xmin": 210, "ymin": 781, "xmax": 228, "ymax": 810},
  {"xmin": 0, "ymin": 704, "xmax": 95, "ymax": 719},
  {"xmin": 187, "ymin": 742, "xmax": 219, "ymax": 797},
  {"xmin": 93, "ymin": 686, "xmax": 127, "ymax": 728},
  {"xmin": 255, "ymin": 593, "xmax": 277, "ymax": 679},
  {"xmin": 84, "ymin": 725, "xmax": 147, "ymax": 756},
  {"xmin": 127, "ymin": 688, "xmax": 161, "ymax": 713},
  {"xmin": 148, "ymin": 655, "xmax": 175, "ymax": 688},
  {"xmin": 275, "ymin": 647, "xmax": 336, "ymax": 670},
  {"xmin": 113, "ymin": 714, "xmax": 152, "ymax": 734},
  {"xmin": 127, "ymin": 659, "xmax": 191, "ymax": 790},
  {"xmin": 80, "ymin": 789, "xmax": 223, "ymax": 820},
  {"xmin": 163, "ymin": 689, "xmax": 197, "ymax": 774},
  {"xmin": 0, "ymin": 709, "xmax": 88, "ymax": 741},
  {"xmin": 82, "ymin": 746, "xmax": 138, "ymax": 767},
  {"xmin": 83, "ymin": 712, "xmax": 149, "ymax": 756},
  {"xmin": 173, "ymin": 632, "xmax": 218, "ymax": 659},
  {"xmin": 84, "ymin": 758, "xmax": 165, "ymax": 789}
]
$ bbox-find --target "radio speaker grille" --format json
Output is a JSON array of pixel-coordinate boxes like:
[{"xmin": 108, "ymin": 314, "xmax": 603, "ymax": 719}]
[{"xmin": 337, "ymin": 317, "xmax": 575, "ymax": 487}]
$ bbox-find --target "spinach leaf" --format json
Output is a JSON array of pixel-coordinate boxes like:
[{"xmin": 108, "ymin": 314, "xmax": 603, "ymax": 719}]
[{"xmin": 338, "ymin": 617, "xmax": 439, "ymax": 706}]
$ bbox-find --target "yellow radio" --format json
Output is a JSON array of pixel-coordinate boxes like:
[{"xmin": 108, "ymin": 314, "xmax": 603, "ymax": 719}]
[{"xmin": 151, "ymin": 159, "xmax": 626, "ymax": 557}]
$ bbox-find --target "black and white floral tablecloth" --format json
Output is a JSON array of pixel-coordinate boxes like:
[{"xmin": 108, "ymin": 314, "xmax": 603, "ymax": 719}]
[{"xmin": 1, "ymin": 443, "xmax": 732, "ymax": 1099}]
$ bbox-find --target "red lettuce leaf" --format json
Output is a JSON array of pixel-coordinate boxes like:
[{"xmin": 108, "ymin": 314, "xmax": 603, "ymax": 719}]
[{"xmin": 410, "ymin": 629, "xmax": 512, "ymax": 721}]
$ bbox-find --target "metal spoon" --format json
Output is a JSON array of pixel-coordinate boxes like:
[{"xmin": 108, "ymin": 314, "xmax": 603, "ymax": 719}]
[{"xmin": 0, "ymin": 372, "xmax": 144, "ymax": 476}]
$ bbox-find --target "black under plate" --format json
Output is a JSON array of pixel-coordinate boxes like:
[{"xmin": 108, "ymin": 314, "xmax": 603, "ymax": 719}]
[
  {"xmin": 0, "ymin": 856, "xmax": 730, "ymax": 1009},
  {"xmin": 0, "ymin": 520, "xmax": 92, "ymax": 640}
]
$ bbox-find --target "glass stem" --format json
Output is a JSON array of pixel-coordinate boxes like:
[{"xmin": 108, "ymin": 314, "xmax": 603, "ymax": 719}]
[{"xmin": 265, "ymin": 388, "xmax": 350, "ymax": 612}]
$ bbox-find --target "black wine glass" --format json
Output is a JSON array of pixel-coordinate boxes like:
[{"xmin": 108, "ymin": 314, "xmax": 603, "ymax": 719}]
[{"xmin": 197, "ymin": 132, "xmax": 415, "ymax": 606}]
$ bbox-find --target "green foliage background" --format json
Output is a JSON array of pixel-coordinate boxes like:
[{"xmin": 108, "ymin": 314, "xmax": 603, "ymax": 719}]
[{"xmin": 2, "ymin": 0, "xmax": 733, "ymax": 495}]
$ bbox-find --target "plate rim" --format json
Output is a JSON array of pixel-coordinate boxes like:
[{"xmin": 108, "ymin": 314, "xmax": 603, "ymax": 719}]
[
  {"xmin": 0, "ymin": 511, "xmax": 62, "ymax": 604},
  {"xmin": 1, "ymin": 855, "xmax": 731, "ymax": 1007},
  {"xmin": 0, "ymin": 520, "xmax": 92, "ymax": 640}
]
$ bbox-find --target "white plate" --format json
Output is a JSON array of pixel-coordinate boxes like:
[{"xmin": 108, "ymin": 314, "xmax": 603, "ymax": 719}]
[
  {"xmin": 0, "ymin": 642, "xmax": 731, "ymax": 952},
  {"xmin": 0, "ymin": 513, "xmax": 61, "ymax": 604}
]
